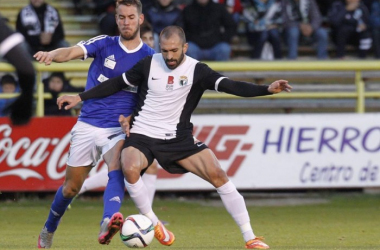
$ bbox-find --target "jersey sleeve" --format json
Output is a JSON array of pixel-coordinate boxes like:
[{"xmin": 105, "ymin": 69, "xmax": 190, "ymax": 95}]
[
  {"xmin": 76, "ymin": 35, "xmax": 107, "ymax": 59},
  {"xmin": 194, "ymin": 62, "xmax": 227, "ymax": 91},
  {"xmin": 123, "ymin": 55, "xmax": 152, "ymax": 86},
  {"xmin": 194, "ymin": 62, "xmax": 272, "ymax": 97}
]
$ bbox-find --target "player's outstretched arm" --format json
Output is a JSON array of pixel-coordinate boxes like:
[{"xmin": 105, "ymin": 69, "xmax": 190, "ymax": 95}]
[
  {"xmin": 217, "ymin": 78, "xmax": 292, "ymax": 97},
  {"xmin": 268, "ymin": 80, "xmax": 292, "ymax": 93},
  {"xmin": 33, "ymin": 46, "xmax": 84, "ymax": 65},
  {"xmin": 57, "ymin": 74, "xmax": 127, "ymax": 109}
]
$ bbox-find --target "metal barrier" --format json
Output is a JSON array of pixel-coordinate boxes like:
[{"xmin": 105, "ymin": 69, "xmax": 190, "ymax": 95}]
[{"xmin": 1, "ymin": 60, "xmax": 380, "ymax": 115}]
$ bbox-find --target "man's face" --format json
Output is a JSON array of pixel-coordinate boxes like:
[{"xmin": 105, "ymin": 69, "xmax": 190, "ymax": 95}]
[
  {"xmin": 141, "ymin": 31, "xmax": 154, "ymax": 49},
  {"xmin": 160, "ymin": 34, "xmax": 188, "ymax": 69},
  {"xmin": 2, "ymin": 83, "xmax": 16, "ymax": 93},
  {"xmin": 48, "ymin": 76, "xmax": 64, "ymax": 92},
  {"xmin": 116, "ymin": 4, "xmax": 143, "ymax": 41}
]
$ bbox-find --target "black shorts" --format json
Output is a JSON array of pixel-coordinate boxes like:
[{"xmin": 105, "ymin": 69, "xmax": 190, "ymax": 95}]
[{"xmin": 123, "ymin": 133, "xmax": 208, "ymax": 174}]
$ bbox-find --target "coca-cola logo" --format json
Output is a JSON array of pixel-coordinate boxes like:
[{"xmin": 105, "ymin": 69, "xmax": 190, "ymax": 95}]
[
  {"xmin": 0, "ymin": 124, "xmax": 70, "ymax": 180},
  {"xmin": 0, "ymin": 117, "xmax": 77, "ymax": 191}
]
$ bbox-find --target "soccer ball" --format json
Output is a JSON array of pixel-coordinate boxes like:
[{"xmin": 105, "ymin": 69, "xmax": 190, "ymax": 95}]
[{"xmin": 120, "ymin": 214, "xmax": 155, "ymax": 248}]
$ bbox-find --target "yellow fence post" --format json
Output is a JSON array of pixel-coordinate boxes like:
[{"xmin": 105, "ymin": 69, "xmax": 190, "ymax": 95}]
[
  {"xmin": 35, "ymin": 71, "xmax": 44, "ymax": 117},
  {"xmin": 355, "ymin": 71, "xmax": 365, "ymax": 113}
]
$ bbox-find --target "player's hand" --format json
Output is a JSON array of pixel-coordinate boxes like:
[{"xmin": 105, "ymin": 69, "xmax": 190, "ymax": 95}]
[
  {"xmin": 119, "ymin": 114, "xmax": 131, "ymax": 136},
  {"xmin": 268, "ymin": 80, "xmax": 292, "ymax": 94},
  {"xmin": 57, "ymin": 95, "xmax": 81, "ymax": 110},
  {"xmin": 33, "ymin": 51, "xmax": 55, "ymax": 65}
]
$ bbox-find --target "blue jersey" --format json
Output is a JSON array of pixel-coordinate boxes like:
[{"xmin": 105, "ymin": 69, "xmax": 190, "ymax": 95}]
[{"xmin": 77, "ymin": 35, "xmax": 155, "ymax": 128}]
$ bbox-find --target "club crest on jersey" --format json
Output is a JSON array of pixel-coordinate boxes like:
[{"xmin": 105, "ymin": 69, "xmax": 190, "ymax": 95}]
[
  {"xmin": 104, "ymin": 55, "xmax": 116, "ymax": 69},
  {"xmin": 166, "ymin": 76, "xmax": 174, "ymax": 91},
  {"xmin": 179, "ymin": 76, "xmax": 188, "ymax": 86}
]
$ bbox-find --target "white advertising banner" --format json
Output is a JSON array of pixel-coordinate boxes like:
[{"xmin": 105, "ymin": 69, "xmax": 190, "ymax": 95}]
[{"xmin": 156, "ymin": 114, "xmax": 380, "ymax": 190}]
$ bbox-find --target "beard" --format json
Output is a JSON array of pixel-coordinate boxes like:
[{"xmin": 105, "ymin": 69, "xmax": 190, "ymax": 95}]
[
  {"xmin": 165, "ymin": 52, "xmax": 185, "ymax": 69},
  {"xmin": 120, "ymin": 24, "xmax": 139, "ymax": 41}
]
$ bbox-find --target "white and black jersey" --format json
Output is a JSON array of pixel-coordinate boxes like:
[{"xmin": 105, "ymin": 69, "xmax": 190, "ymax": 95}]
[
  {"xmin": 80, "ymin": 53, "xmax": 272, "ymax": 140},
  {"xmin": 123, "ymin": 54, "xmax": 226, "ymax": 140}
]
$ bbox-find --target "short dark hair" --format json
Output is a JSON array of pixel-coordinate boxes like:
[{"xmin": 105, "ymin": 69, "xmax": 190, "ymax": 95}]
[
  {"xmin": 160, "ymin": 26, "xmax": 186, "ymax": 45},
  {"xmin": 0, "ymin": 74, "xmax": 17, "ymax": 86},
  {"xmin": 140, "ymin": 21, "xmax": 153, "ymax": 37},
  {"xmin": 116, "ymin": 0, "xmax": 143, "ymax": 14}
]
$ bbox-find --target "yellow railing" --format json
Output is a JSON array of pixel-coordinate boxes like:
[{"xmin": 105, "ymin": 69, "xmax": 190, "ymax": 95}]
[{"xmin": 1, "ymin": 60, "xmax": 380, "ymax": 115}]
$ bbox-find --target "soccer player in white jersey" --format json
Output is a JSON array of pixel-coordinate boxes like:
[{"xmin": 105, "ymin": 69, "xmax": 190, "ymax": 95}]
[
  {"xmin": 58, "ymin": 26, "xmax": 292, "ymax": 249},
  {"xmin": 0, "ymin": 15, "xmax": 35, "ymax": 125},
  {"xmin": 34, "ymin": 1, "xmax": 174, "ymax": 248}
]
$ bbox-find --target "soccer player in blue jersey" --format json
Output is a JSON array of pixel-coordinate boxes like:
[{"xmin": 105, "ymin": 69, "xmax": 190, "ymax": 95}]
[{"xmin": 34, "ymin": 0, "xmax": 174, "ymax": 248}]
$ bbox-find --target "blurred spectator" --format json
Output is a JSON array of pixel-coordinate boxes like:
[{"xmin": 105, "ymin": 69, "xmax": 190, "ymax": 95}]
[
  {"xmin": 140, "ymin": 21, "xmax": 155, "ymax": 49},
  {"xmin": 368, "ymin": 0, "xmax": 380, "ymax": 58},
  {"xmin": 144, "ymin": 0, "xmax": 183, "ymax": 52},
  {"xmin": 95, "ymin": 0, "xmax": 118, "ymax": 36},
  {"xmin": 316, "ymin": 0, "xmax": 342, "ymax": 17},
  {"xmin": 328, "ymin": 0, "xmax": 372, "ymax": 58},
  {"xmin": 213, "ymin": 0, "xmax": 243, "ymax": 23},
  {"xmin": 43, "ymin": 72, "xmax": 84, "ymax": 116},
  {"xmin": 16, "ymin": 0, "xmax": 69, "ymax": 57},
  {"xmin": 183, "ymin": 0, "xmax": 237, "ymax": 61},
  {"xmin": 281, "ymin": 0, "xmax": 328, "ymax": 59},
  {"xmin": 72, "ymin": 0, "xmax": 118, "ymax": 36},
  {"xmin": 242, "ymin": 0, "xmax": 283, "ymax": 59},
  {"xmin": 0, "ymin": 74, "xmax": 19, "ymax": 117}
]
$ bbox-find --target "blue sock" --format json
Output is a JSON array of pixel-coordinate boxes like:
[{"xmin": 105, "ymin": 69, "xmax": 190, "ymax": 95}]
[
  {"xmin": 44, "ymin": 186, "xmax": 73, "ymax": 232},
  {"xmin": 102, "ymin": 170, "xmax": 125, "ymax": 225}
]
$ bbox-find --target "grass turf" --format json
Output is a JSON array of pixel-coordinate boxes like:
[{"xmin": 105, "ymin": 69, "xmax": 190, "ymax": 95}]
[{"xmin": 0, "ymin": 193, "xmax": 379, "ymax": 249}]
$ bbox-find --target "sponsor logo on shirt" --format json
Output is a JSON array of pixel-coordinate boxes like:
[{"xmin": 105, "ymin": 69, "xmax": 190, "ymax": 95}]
[
  {"xmin": 104, "ymin": 54, "xmax": 116, "ymax": 69},
  {"xmin": 97, "ymin": 74, "xmax": 109, "ymax": 82},
  {"xmin": 179, "ymin": 76, "xmax": 188, "ymax": 86},
  {"xmin": 166, "ymin": 76, "xmax": 174, "ymax": 91}
]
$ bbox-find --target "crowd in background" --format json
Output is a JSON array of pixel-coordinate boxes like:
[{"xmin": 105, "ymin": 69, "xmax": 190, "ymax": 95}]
[
  {"xmin": 9, "ymin": 0, "xmax": 380, "ymax": 62},
  {"xmin": 1, "ymin": 0, "xmax": 380, "ymax": 117},
  {"xmin": 68, "ymin": 0, "xmax": 380, "ymax": 61}
]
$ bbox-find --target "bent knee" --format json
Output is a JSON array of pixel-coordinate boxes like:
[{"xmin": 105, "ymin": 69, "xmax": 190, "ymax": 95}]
[
  {"xmin": 62, "ymin": 183, "xmax": 81, "ymax": 198},
  {"xmin": 208, "ymin": 168, "xmax": 229, "ymax": 187}
]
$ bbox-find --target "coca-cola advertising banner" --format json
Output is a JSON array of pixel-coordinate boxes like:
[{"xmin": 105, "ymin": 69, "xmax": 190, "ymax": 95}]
[
  {"xmin": 0, "ymin": 117, "xmax": 78, "ymax": 191},
  {"xmin": 1, "ymin": 114, "xmax": 380, "ymax": 192}
]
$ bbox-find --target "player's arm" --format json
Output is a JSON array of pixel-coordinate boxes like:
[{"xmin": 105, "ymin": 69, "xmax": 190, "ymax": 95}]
[
  {"xmin": 57, "ymin": 75, "xmax": 126, "ymax": 110},
  {"xmin": 218, "ymin": 78, "xmax": 292, "ymax": 97},
  {"xmin": 0, "ymin": 19, "xmax": 36, "ymax": 125},
  {"xmin": 198, "ymin": 63, "xmax": 292, "ymax": 97},
  {"xmin": 33, "ymin": 46, "xmax": 84, "ymax": 65},
  {"xmin": 57, "ymin": 55, "xmax": 150, "ymax": 110}
]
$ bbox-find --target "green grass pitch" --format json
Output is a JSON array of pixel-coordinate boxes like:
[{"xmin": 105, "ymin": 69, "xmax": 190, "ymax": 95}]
[{"xmin": 0, "ymin": 193, "xmax": 379, "ymax": 249}]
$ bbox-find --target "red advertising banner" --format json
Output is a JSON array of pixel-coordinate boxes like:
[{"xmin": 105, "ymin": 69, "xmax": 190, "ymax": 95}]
[{"xmin": 0, "ymin": 117, "xmax": 77, "ymax": 191}]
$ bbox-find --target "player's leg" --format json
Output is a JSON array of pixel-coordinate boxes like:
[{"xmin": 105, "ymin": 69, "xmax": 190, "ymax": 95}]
[
  {"xmin": 141, "ymin": 160, "xmax": 158, "ymax": 205},
  {"xmin": 178, "ymin": 149, "xmax": 269, "ymax": 249},
  {"xmin": 38, "ymin": 121, "xmax": 98, "ymax": 248},
  {"xmin": 38, "ymin": 165, "xmax": 92, "ymax": 248},
  {"xmin": 122, "ymin": 146, "xmax": 175, "ymax": 246},
  {"xmin": 98, "ymin": 139, "xmax": 125, "ymax": 245}
]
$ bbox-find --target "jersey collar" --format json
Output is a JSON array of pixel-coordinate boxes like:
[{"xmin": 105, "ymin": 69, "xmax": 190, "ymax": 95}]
[{"xmin": 118, "ymin": 37, "xmax": 143, "ymax": 53}]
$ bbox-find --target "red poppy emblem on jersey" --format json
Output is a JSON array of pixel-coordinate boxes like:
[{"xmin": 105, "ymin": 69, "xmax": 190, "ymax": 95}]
[{"xmin": 166, "ymin": 76, "xmax": 174, "ymax": 91}]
